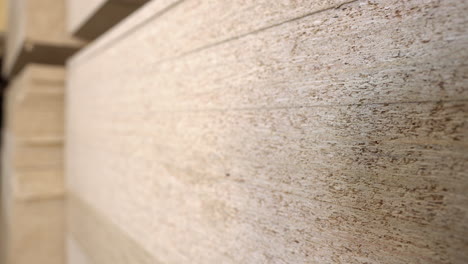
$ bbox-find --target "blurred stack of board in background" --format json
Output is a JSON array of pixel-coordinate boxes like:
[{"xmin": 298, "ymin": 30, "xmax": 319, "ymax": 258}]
[
  {"xmin": 0, "ymin": 1, "xmax": 81, "ymax": 263},
  {"xmin": 1, "ymin": 64, "xmax": 66, "ymax": 264},
  {"xmin": 0, "ymin": 1, "xmax": 148, "ymax": 263}
]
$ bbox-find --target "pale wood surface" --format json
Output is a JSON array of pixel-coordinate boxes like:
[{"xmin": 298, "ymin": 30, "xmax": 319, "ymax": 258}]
[
  {"xmin": 6, "ymin": 139, "xmax": 64, "ymax": 200},
  {"xmin": 70, "ymin": 0, "xmax": 353, "ymax": 66},
  {"xmin": 67, "ymin": 0, "xmax": 468, "ymax": 263},
  {"xmin": 2, "ymin": 64, "xmax": 65, "ymax": 200}
]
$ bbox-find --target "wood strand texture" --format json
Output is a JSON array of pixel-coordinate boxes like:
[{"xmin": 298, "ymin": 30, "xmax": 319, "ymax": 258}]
[{"xmin": 67, "ymin": 0, "xmax": 468, "ymax": 263}]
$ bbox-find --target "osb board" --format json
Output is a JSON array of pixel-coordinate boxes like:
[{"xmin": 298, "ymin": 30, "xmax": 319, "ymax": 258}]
[
  {"xmin": 70, "ymin": 0, "xmax": 353, "ymax": 66},
  {"xmin": 68, "ymin": 103, "xmax": 468, "ymax": 263},
  {"xmin": 66, "ymin": 0, "xmax": 149, "ymax": 40},
  {"xmin": 0, "ymin": 198, "xmax": 65, "ymax": 264},
  {"xmin": 67, "ymin": 0, "xmax": 468, "ymax": 263},
  {"xmin": 3, "ymin": 0, "xmax": 84, "ymax": 77},
  {"xmin": 4, "ymin": 64, "xmax": 65, "ymax": 140}
]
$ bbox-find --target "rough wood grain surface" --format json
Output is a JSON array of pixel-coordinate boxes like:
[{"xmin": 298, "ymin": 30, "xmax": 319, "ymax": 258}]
[
  {"xmin": 3, "ymin": 0, "xmax": 84, "ymax": 77},
  {"xmin": 67, "ymin": 0, "xmax": 468, "ymax": 263},
  {"xmin": 71, "ymin": 0, "xmax": 353, "ymax": 66}
]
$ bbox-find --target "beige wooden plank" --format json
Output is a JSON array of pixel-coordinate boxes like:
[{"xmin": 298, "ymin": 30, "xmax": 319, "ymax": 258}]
[
  {"xmin": 70, "ymin": 0, "xmax": 355, "ymax": 66},
  {"xmin": 3, "ymin": 0, "xmax": 84, "ymax": 77},
  {"xmin": 2, "ymin": 64, "xmax": 65, "ymax": 200},
  {"xmin": 1, "ymin": 141, "xmax": 64, "ymax": 262},
  {"xmin": 5, "ymin": 64, "xmax": 65, "ymax": 105},
  {"xmin": 5, "ymin": 64, "xmax": 65, "ymax": 140},
  {"xmin": 67, "ymin": 100, "xmax": 468, "ymax": 264},
  {"xmin": 4, "ymin": 140, "xmax": 64, "ymax": 200},
  {"xmin": 0, "ymin": 63, "xmax": 66, "ymax": 263},
  {"xmin": 66, "ymin": 0, "xmax": 468, "ymax": 263},
  {"xmin": 11, "ymin": 142, "xmax": 63, "ymax": 170},
  {"xmin": 0, "ymin": 198, "xmax": 65, "ymax": 264},
  {"xmin": 0, "ymin": 143, "xmax": 64, "ymax": 262},
  {"xmin": 9, "ymin": 109, "xmax": 64, "ymax": 140},
  {"xmin": 13, "ymin": 169, "xmax": 64, "ymax": 200},
  {"xmin": 69, "ymin": 0, "xmax": 468, "ymax": 111},
  {"xmin": 66, "ymin": 0, "xmax": 149, "ymax": 40}
]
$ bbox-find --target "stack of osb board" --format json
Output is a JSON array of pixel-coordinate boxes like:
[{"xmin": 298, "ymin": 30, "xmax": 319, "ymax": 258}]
[
  {"xmin": 66, "ymin": 0, "xmax": 468, "ymax": 263},
  {"xmin": 1, "ymin": 64, "xmax": 65, "ymax": 264}
]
